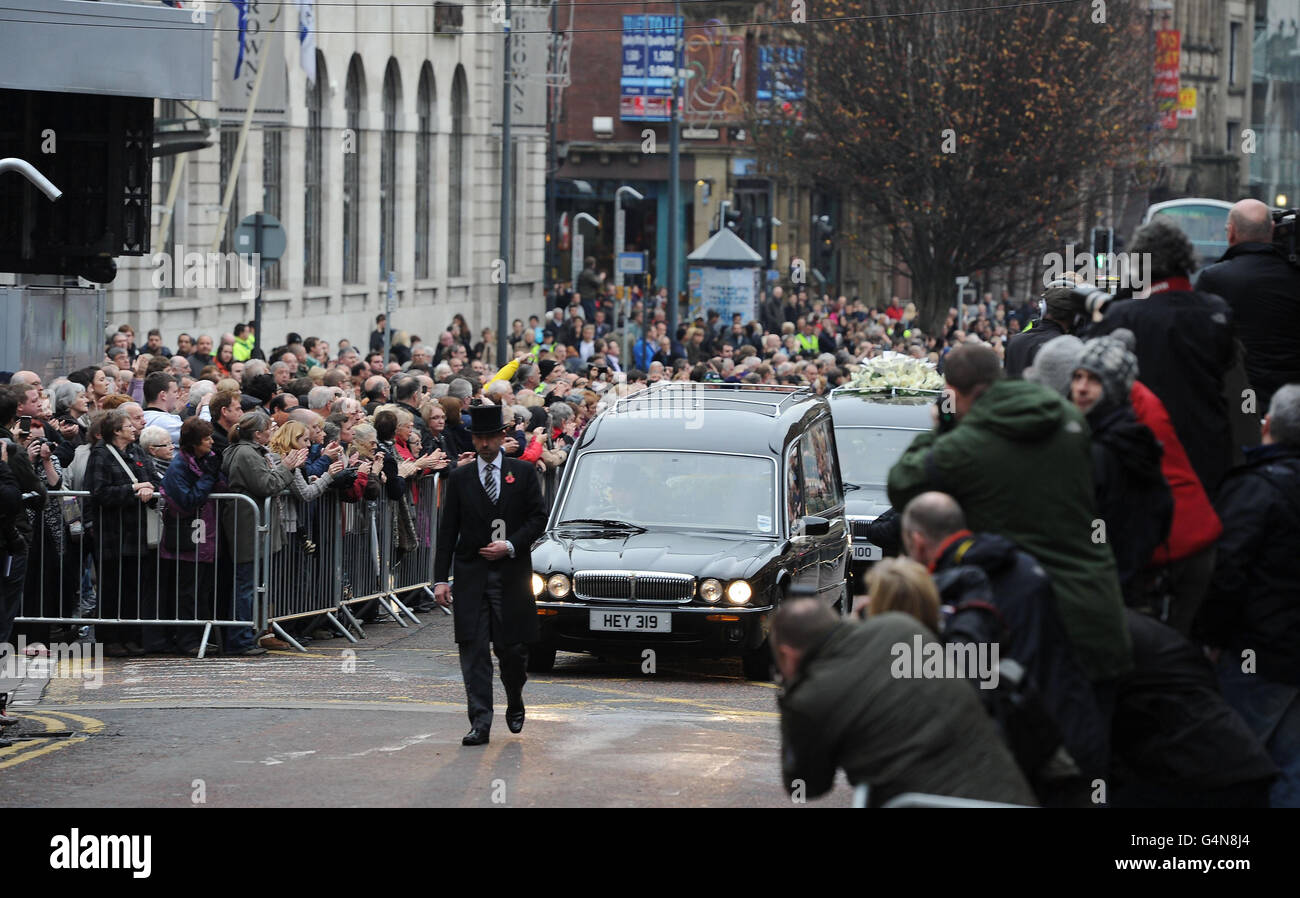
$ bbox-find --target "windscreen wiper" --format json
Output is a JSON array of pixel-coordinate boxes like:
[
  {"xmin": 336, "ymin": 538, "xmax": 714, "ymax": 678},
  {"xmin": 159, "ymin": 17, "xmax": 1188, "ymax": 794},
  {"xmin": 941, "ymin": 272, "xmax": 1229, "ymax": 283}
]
[
  {"xmin": 557, "ymin": 518, "xmax": 647, "ymax": 533},
  {"xmin": 843, "ymin": 482, "xmax": 862, "ymax": 491}
]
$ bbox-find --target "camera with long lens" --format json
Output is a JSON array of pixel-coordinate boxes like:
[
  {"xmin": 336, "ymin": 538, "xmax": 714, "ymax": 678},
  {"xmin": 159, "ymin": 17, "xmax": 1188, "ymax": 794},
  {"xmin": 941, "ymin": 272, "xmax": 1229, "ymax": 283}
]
[
  {"xmin": 1070, "ymin": 285, "xmax": 1116, "ymax": 318},
  {"xmin": 1273, "ymin": 208, "xmax": 1298, "ymax": 270}
]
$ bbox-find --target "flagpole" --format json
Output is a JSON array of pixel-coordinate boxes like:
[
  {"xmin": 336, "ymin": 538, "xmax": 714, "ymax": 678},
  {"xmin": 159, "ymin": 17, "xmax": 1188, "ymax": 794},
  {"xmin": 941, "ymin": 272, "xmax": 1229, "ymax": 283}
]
[
  {"xmin": 155, "ymin": 153, "xmax": 188, "ymax": 251},
  {"xmin": 210, "ymin": 24, "xmax": 280, "ymax": 253}
]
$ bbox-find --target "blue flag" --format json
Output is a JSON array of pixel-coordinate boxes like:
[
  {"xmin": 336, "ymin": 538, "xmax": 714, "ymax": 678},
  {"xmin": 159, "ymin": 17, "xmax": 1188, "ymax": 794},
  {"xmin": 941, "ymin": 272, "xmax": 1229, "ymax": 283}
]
[{"xmin": 229, "ymin": 0, "xmax": 249, "ymax": 79}]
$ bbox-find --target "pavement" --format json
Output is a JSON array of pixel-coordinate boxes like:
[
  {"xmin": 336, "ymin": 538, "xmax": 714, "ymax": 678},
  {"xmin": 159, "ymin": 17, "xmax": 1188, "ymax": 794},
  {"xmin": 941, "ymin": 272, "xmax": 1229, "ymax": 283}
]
[{"xmin": 0, "ymin": 609, "xmax": 854, "ymax": 807}]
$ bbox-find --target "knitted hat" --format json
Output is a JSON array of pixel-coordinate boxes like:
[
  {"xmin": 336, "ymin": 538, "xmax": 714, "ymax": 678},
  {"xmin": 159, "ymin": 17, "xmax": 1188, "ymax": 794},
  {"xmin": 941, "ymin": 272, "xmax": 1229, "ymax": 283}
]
[
  {"xmin": 1023, "ymin": 335, "xmax": 1083, "ymax": 398},
  {"xmin": 537, "ymin": 359, "xmax": 558, "ymax": 379},
  {"xmin": 1076, "ymin": 334, "xmax": 1138, "ymax": 407}
]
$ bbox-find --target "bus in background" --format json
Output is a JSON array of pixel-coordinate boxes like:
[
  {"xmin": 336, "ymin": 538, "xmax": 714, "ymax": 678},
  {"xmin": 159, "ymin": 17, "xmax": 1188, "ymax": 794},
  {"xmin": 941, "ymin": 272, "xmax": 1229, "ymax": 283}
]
[{"xmin": 1142, "ymin": 198, "xmax": 1233, "ymax": 271}]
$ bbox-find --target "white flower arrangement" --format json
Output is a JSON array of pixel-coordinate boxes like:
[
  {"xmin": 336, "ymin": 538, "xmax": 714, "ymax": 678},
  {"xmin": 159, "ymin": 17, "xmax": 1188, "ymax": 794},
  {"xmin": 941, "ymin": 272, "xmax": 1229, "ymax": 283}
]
[{"xmin": 848, "ymin": 352, "xmax": 944, "ymax": 394}]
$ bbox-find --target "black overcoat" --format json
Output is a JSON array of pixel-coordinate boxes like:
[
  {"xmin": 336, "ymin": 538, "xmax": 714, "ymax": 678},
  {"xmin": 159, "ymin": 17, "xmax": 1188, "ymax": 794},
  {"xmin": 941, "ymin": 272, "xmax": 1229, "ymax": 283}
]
[{"xmin": 434, "ymin": 455, "xmax": 548, "ymax": 644}]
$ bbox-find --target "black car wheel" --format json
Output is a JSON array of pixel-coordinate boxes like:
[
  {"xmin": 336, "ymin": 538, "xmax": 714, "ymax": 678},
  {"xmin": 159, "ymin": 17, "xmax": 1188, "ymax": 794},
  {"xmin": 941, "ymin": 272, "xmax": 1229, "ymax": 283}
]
[
  {"xmin": 526, "ymin": 642, "xmax": 557, "ymax": 673},
  {"xmin": 835, "ymin": 580, "xmax": 852, "ymax": 617}
]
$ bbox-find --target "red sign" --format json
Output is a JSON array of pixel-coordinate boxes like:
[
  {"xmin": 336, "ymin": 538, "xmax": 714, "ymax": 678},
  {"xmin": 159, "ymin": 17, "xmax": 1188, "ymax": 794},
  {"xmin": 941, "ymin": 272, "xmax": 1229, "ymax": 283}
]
[{"xmin": 1154, "ymin": 29, "xmax": 1181, "ymax": 131}]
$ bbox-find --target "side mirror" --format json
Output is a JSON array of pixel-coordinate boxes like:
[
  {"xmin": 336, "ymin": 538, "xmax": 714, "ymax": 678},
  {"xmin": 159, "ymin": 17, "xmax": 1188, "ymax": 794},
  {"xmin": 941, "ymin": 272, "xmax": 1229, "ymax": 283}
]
[{"xmin": 799, "ymin": 515, "xmax": 830, "ymax": 537}]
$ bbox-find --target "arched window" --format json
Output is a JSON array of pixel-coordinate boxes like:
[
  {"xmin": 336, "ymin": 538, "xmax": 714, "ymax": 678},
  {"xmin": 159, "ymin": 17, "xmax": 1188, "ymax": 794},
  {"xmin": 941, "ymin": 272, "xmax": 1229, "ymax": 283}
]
[
  {"xmin": 343, "ymin": 54, "xmax": 365, "ymax": 285},
  {"xmin": 447, "ymin": 65, "xmax": 467, "ymax": 278},
  {"xmin": 415, "ymin": 62, "xmax": 436, "ymax": 280},
  {"xmin": 379, "ymin": 59, "xmax": 401, "ymax": 281},
  {"xmin": 304, "ymin": 50, "xmax": 327, "ymax": 286}
]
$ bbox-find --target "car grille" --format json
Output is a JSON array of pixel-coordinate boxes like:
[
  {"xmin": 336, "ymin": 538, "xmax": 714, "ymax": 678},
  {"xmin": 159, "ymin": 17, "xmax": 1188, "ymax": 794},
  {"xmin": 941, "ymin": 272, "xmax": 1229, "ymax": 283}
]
[
  {"xmin": 574, "ymin": 571, "xmax": 696, "ymax": 604},
  {"xmin": 848, "ymin": 518, "xmax": 875, "ymax": 540}
]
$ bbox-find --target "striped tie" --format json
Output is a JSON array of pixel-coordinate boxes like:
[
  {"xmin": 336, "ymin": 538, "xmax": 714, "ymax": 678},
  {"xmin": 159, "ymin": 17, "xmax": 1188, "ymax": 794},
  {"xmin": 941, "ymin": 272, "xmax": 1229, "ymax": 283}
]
[{"xmin": 484, "ymin": 463, "xmax": 498, "ymax": 504}]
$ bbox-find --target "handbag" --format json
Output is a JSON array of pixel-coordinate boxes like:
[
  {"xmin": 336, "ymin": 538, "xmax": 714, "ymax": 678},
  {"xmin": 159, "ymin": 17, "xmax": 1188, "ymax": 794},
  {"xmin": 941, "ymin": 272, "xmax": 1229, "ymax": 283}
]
[{"xmin": 108, "ymin": 446, "xmax": 161, "ymax": 549}]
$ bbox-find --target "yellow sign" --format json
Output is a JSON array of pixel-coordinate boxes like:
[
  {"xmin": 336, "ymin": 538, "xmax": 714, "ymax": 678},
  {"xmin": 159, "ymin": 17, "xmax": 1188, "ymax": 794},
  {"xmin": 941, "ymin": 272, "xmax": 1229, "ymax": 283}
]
[{"xmin": 1177, "ymin": 87, "xmax": 1197, "ymax": 120}]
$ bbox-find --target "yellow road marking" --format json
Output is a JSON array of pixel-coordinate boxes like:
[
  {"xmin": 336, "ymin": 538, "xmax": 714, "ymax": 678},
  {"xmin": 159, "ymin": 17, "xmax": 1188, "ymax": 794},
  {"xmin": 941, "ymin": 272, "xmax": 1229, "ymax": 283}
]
[{"xmin": 0, "ymin": 710, "xmax": 103, "ymax": 771}]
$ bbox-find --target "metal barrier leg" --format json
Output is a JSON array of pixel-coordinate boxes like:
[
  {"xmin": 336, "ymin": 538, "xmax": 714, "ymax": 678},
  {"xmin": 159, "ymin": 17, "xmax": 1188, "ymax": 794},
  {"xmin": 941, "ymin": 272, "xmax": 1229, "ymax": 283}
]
[
  {"xmin": 323, "ymin": 611, "xmax": 358, "ymax": 644},
  {"xmin": 338, "ymin": 602, "xmax": 366, "ymax": 639},
  {"xmin": 388, "ymin": 591, "xmax": 421, "ymax": 625},
  {"xmin": 196, "ymin": 621, "xmax": 213, "ymax": 659},
  {"xmin": 270, "ymin": 619, "xmax": 307, "ymax": 653},
  {"xmin": 424, "ymin": 585, "xmax": 452, "ymax": 616}
]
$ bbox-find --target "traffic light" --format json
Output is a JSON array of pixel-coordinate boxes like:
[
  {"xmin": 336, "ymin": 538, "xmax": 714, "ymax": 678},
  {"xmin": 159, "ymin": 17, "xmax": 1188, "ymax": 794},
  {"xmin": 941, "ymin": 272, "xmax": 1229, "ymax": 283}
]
[
  {"xmin": 813, "ymin": 214, "xmax": 834, "ymax": 277},
  {"xmin": 1091, "ymin": 226, "xmax": 1113, "ymax": 269}
]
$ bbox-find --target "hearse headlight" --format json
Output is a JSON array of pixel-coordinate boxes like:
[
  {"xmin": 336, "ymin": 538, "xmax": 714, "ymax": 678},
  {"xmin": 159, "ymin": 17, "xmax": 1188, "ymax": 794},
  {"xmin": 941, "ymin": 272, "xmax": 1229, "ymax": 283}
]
[
  {"xmin": 546, "ymin": 573, "xmax": 572, "ymax": 598},
  {"xmin": 726, "ymin": 580, "xmax": 753, "ymax": 605},
  {"xmin": 700, "ymin": 578, "xmax": 723, "ymax": 603},
  {"xmin": 531, "ymin": 573, "xmax": 545, "ymax": 597}
]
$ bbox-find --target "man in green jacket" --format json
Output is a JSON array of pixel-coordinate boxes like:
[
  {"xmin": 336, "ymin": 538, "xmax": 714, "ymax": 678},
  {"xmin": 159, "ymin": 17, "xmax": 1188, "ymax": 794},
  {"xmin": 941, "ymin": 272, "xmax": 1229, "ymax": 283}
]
[
  {"xmin": 773, "ymin": 600, "xmax": 1037, "ymax": 806},
  {"xmin": 887, "ymin": 343, "xmax": 1132, "ymax": 683}
]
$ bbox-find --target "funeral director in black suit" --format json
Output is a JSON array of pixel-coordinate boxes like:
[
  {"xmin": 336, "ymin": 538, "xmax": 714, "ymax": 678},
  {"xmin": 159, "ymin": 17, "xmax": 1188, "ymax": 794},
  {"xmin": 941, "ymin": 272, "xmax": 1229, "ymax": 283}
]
[{"xmin": 434, "ymin": 403, "xmax": 549, "ymax": 746}]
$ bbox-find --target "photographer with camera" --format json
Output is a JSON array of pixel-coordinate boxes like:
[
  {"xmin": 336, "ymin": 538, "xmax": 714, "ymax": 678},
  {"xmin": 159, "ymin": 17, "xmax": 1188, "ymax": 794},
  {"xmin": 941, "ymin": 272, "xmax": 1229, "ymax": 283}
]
[
  {"xmin": 1005, "ymin": 278, "xmax": 1087, "ymax": 378},
  {"xmin": 1091, "ymin": 218, "xmax": 1236, "ymax": 498},
  {"xmin": 1195, "ymin": 200, "xmax": 1300, "ymax": 414}
]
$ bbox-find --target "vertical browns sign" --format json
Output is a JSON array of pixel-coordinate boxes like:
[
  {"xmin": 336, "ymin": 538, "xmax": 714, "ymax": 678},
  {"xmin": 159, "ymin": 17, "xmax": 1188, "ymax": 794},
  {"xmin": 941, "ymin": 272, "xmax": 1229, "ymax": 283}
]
[{"xmin": 1154, "ymin": 29, "xmax": 1181, "ymax": 131}]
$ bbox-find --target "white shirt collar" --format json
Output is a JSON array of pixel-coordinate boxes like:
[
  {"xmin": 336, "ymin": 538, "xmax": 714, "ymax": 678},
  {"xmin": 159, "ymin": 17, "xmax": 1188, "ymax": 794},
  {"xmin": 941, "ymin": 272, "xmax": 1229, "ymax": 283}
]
[{"xmin": 476, "ymin": 450, "xmax": 504, "ymax": 480}]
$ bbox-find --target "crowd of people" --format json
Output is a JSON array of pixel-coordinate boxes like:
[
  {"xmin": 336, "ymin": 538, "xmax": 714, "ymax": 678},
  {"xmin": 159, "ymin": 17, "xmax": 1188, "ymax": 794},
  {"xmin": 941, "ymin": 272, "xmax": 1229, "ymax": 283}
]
[
  {"xmin": 1, "ymin": 201, "xmax": 1297, "ymax": 805},
  {"xmin": 774, "ymin": 201, "xmax": 1300, "ymax": 808}
]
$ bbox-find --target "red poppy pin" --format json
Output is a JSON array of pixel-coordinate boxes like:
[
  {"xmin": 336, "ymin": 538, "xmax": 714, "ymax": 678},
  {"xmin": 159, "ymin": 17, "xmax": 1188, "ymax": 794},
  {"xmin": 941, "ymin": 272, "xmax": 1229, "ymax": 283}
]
[{"xmin": 504, "ymin": 472, "xmax": 515, "ymax": 484}]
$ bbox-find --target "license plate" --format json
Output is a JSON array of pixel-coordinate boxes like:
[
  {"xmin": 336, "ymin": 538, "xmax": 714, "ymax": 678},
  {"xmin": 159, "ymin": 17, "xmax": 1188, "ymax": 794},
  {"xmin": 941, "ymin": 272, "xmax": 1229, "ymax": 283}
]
[
  {"xmin": 589, "ymin": 609, "xmax": 672, "ymax": 633},
  {"xmin": 852, "ymin": 543, "xmax": 880, "ymax": 561}
]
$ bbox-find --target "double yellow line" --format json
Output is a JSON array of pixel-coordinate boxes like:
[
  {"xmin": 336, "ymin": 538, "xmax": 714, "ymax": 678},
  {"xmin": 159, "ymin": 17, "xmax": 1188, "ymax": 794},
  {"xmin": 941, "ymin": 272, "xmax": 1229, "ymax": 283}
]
[{"xmin": 0, "ymin": 710, "xmax": 104, "ymax": 771}]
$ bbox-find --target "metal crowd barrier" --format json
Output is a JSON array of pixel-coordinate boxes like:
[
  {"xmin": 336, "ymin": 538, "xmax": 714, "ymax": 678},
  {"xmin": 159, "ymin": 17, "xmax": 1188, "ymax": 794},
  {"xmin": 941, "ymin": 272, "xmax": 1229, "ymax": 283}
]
[
  {"xmin": 19, "ymin": 466, "xmax": 457, "ymax": 657},
  {"xmin": 386, "ymin": 473, "xmax": 440, "ymax": 609},
  {"xmin": 16, "ymin": 489, "xmax": 264, "ymax": 658}
]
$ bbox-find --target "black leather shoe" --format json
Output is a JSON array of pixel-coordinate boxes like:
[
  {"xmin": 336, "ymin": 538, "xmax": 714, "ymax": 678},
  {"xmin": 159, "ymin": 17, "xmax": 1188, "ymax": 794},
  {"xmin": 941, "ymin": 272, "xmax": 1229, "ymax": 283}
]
[
  {"xmin": 506, "ymin": 707, "xmax": 525, "ymax": 734},
  {"xmin": 462, "ymin": 728, "xmax": 490, "ymax": 746}
]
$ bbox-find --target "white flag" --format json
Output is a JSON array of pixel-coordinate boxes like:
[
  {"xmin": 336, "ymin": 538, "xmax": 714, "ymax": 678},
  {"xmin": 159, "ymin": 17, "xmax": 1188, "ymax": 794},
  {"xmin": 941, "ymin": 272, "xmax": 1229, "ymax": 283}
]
[{"xmin": 296, "ymin": 0, "xmax": 316, "ymax": 84}]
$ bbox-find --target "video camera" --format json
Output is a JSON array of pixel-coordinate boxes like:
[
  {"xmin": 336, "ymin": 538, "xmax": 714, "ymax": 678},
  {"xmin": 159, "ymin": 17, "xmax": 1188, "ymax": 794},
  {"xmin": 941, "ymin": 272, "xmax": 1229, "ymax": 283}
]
[{"xmin": 1273, "ymin": 208, "xmax": 1298, "ymax": 270}]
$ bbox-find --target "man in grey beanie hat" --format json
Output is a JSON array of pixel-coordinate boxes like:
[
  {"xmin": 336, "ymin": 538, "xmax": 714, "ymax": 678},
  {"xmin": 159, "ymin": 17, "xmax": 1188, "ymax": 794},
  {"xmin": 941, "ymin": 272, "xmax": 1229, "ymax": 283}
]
[
  {"xmin": 1024, "ymin": 335, "xmax": 1085, "ymax": 398},
  {"xmin": 1072, "ymin": 332, "xmax": 1139, "ymax": 417}
]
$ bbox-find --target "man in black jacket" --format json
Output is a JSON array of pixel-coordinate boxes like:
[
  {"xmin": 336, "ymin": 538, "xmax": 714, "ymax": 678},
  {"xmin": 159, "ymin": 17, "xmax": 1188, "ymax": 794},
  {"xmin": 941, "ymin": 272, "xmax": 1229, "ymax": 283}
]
[
  {"xmin": 1195, "ymin": 199, "xmax": 1300, "ymax": 412},
  {"xmin": 0, "ymin": 388, "xmax": 47, "ymax": 652},
  {"xmin": 1004, "ymin": 282, "xmax": 1086, "ymax": 378},
  {"xmin": 434, "ymin": 405, "xmax": 548, "ymax": 746},
  {"xmin": 1093, "ymin": 218, "xmax": 1236, "ymax": 496},
  {"xmin": 900, "ymin": 491, "xmax": 1108, "ymax": 783},
  {"xmin": 1194, "ymin": 383, "xmax": 1300, "ymax": 807},
  {"xmin": 1111, "ymin": 610, "xmax": 1276, "ymax": 807}
]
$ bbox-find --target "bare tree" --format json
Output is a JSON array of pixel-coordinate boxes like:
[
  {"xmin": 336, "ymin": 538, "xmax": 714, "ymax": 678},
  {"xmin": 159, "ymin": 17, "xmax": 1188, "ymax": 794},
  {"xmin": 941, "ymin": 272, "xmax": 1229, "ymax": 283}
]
[{"xmin": 753, "ymin": 0, "xmax": 1155, "ymax": 334}]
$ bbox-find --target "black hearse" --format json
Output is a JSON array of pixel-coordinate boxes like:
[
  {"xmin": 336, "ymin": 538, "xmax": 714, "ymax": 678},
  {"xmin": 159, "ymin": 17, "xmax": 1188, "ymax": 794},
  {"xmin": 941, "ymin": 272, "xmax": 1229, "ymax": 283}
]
[
  {"xmin": 528, "ymin": 383, "xmax": 850, "ymax": 680},
  {"xmin": 827, "ymin": 387, "xmax": 934, "ymax": 583}
]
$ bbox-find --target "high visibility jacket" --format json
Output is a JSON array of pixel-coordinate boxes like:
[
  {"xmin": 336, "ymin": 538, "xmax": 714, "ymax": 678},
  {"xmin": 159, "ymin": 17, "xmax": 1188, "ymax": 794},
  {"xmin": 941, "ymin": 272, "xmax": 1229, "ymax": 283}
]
[
  {"xmin": 232, "ymin": 335, "xmax": 255, "ymax": 362},
  {"xmin": 797, "ymin": 333, "xmax": 819, "ymax": 354}
]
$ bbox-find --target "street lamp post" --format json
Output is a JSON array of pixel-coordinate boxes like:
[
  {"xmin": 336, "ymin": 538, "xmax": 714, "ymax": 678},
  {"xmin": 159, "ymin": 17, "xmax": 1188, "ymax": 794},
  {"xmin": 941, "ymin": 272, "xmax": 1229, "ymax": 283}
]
[
  {"xmin": 667, "ymin": 0, "xmax": 682, "ymax": 337},
  {"xmin": 955, "ymin": 276, "xmax": 969, "ymax": 330},
  {"xmin": 570, "ymin": 211, "xmax": 600, "ymax": 315},
  {"xmin": 614, "ymin": 185, "xmax": 645, "ymax": 368}
]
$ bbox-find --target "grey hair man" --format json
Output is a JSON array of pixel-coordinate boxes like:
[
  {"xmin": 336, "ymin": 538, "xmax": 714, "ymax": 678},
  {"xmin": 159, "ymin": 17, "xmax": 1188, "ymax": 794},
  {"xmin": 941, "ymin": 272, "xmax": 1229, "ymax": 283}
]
[
  {"xmin": 1196, "ymin": 383, "xmax": 1300, "ymax": 807},
  {"xmin": 307, "ymin": 385, "xmax": 335, "ymax": 411}
]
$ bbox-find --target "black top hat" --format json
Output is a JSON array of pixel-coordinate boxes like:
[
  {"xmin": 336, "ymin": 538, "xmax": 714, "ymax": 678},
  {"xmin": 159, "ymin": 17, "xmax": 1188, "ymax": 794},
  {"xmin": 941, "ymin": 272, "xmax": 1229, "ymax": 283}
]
[{"xmin": 467, "ymin": 404, "xmax": 509, "ymax": 435}]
